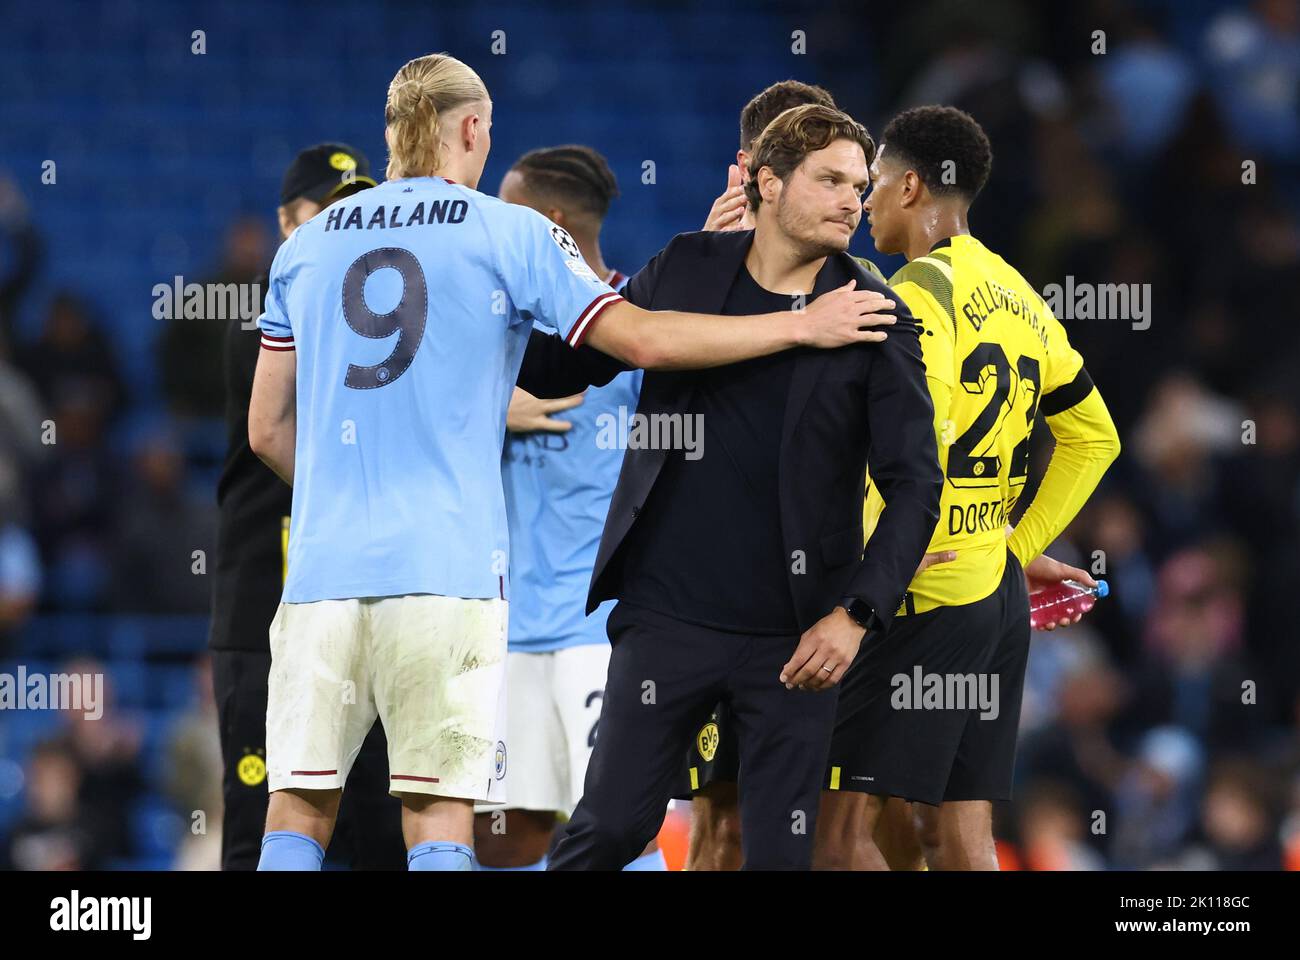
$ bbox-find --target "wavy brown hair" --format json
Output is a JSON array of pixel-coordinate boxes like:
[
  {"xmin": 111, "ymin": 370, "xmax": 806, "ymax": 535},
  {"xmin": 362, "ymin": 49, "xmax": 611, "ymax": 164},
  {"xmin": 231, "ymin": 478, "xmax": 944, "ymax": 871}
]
[
  {"xmin": 743, "ymin": 104, "xmax": 875, "ymax": 210},
  {"xmin": 739, "ymin": 79, "xmax": 835, "ymax": 152}
]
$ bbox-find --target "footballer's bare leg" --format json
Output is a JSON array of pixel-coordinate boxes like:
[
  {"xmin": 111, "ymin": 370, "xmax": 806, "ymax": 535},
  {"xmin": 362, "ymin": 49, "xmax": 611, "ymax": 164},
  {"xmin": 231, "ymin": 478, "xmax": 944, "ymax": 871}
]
[
  {"xmin": 684, "ymin": 783, "xmax": 743, "ymax": 871},
  {"xmin": 812, "ymin": 791, "xmax": 888, "ymax": 870},
  {"xmin": 264, "ymin": 787, "xmax": 342, "ymax": 850},
  {"xmin": 686, "ymin": 783, "xmax": 910, "ymax": 871},
  {"xmin": 686, "ymin": 780, "xmax": 909, "ymax": 868},
  {"xmin": 400, "ymin": 794, "xmax": 475, "ymax": 848},
  {"xmin": 874, "ymin": 797, "xmax": 927, "ymax": 871},
  {"xmin": 914, "ymin": 801, "xmax": 942, "ymax": 868},
  {"xmin": 473, "ymin": 809, "xmax": 556, "ymax": 867},
  {"xmin": 927, "ymin": 800, "xmax": 999, "ymax": 871},
  {"xmin": 472, "ymin": 814, "xmax": 660, "ymax": 870}
]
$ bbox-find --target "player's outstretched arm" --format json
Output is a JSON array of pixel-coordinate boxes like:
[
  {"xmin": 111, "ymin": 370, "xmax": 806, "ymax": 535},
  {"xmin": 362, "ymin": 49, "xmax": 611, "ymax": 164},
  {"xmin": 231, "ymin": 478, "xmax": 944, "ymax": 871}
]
[
  {"xmin": 517, "ymin": 328, "xmax": 628, "ymax": 397},
  {"xmin": 1006, "ymin": 384, "xmax": 1120, "ymax": 567},
  {"xmin": 248, "ymin": 347, "xmax": 297, "ymax": 486},
  {"xmin": 583, "ymin": 280, "xmax": 896, "ymax": 370}
]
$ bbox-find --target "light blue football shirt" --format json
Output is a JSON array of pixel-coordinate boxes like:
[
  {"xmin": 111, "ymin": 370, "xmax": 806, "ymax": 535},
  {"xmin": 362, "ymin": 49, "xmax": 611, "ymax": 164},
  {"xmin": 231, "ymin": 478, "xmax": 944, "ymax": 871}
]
[
  {"xmin": 503, "ymin": 273, "xmax": 642, "ymax": 652},
  {"xmin": 257, "ymin": 176, "xmax": 624, "ymax": 604}
]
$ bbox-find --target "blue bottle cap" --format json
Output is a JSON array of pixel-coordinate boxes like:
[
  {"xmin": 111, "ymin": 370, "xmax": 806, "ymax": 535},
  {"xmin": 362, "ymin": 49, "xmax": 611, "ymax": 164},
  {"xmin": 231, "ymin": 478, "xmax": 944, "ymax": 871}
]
[{"xmin": 1095, "ymin": 580, "xmax": 1109, "ymax": 599}]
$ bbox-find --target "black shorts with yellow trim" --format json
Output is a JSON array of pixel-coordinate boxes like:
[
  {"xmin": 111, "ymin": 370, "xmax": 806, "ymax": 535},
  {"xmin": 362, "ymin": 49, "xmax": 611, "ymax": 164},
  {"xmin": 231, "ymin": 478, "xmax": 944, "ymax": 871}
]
[
  {"xmin": 673, "ymin": 700, "xmax": 740, "ymax": 800},
  {"xmin": 825, "ymin": 551, "xmax": 1030, "ymax": 807}
]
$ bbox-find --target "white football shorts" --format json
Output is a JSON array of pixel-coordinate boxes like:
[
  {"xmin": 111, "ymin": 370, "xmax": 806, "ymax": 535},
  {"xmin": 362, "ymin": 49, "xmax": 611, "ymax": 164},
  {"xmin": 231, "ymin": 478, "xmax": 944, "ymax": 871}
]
[
  {"xmin": 476, "ymin": 643, "xmax": 611, "ymax": 815},
  {"xmin": 266, "ymin": 594, "xmax": 508, "ymax": 802}
]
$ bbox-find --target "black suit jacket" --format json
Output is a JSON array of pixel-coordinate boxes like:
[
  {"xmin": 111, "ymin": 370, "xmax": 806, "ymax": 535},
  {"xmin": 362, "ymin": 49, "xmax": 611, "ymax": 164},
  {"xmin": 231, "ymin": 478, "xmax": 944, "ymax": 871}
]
[{"xmin": 520, "ymin": 229, "xmax": 942, "ymax": 633}]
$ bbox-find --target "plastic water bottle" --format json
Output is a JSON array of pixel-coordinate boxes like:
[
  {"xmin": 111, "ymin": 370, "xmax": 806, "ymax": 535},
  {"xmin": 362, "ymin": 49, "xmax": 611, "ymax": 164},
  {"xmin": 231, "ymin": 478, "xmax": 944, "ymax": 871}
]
[{"xmin": 1029, "ymin": 580, "xmax": 1109, "ymax": 630}]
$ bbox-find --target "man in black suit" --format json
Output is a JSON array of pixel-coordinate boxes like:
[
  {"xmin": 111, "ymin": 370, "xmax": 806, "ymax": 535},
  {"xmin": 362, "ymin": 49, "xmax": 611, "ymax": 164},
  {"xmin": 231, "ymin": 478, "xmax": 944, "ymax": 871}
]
[{"xmin": 546, "ymin": 104, "xmax": 943, "ymax": 870}]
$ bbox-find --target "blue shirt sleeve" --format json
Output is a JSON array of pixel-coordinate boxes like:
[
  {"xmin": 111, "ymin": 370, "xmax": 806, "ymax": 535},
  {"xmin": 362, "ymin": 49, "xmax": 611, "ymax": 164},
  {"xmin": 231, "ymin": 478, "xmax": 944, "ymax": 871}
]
[
  {"xmin": 257, "ymin": 234, "xmax": 298, "ymax": 349},
  {"xmin": 493, "ymin": 206, "xmax": 624, "ymax": 347}
]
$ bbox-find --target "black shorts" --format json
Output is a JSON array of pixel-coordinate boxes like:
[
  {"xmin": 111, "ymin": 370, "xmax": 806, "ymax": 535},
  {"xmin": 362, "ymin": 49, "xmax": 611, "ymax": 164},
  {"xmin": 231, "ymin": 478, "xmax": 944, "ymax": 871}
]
[
  {"xmin": 674, "ymin": 700, "xmax": 741, "ymax": 800},
  {"xmin": 825, "ymin": 551, "xmax": 1030, "ymax": 806}
]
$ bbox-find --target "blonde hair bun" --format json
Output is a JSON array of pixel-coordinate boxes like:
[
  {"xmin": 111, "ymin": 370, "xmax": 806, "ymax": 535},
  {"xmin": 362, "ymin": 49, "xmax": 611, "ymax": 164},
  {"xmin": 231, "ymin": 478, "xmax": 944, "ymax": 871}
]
[{"xmin": 384, "ymin": 54, "xmax": 488, "ymax": 179}]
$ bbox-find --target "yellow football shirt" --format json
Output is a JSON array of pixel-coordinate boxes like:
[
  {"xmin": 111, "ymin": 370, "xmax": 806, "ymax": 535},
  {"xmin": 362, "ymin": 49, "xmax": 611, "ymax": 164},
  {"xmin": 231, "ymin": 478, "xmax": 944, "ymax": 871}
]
[{"xmin": 867, "ymin": 234, "xmax": 1117, "ymax": 614}]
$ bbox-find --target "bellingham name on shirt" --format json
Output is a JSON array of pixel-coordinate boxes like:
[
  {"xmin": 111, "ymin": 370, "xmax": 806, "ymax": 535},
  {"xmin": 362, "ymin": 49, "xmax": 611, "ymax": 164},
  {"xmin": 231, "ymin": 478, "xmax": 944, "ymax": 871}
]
[{"xmin": 324, "ymin": 199, "xmax": 469, "ymax": 232}]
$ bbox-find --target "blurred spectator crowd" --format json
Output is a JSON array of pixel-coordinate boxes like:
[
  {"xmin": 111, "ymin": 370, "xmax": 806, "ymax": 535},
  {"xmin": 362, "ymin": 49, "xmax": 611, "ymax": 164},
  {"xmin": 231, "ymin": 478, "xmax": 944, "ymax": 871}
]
[{"xmin": 1, "ymin": 0, "xmax": 1298, "ymax": 869}]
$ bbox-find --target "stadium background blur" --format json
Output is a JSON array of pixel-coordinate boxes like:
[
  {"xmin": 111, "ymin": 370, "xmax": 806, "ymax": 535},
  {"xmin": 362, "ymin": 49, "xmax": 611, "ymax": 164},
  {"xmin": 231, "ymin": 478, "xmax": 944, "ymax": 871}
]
[{"xmin": 1, "ymin": 0, "xmax": 1298, "ymax": 870}]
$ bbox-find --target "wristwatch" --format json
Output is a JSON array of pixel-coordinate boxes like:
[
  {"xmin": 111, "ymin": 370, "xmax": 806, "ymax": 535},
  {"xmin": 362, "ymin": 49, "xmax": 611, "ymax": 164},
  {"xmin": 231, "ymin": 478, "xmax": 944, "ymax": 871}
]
[{"xmin": 840, "ymin": 597, "xmax": 880, "ymax": 632}]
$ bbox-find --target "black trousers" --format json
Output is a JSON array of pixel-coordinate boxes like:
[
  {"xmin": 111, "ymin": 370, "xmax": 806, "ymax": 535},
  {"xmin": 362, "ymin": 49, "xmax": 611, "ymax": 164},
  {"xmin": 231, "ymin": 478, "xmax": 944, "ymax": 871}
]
[
  {"xmin": 549, "ymin": 602, "xmax": 840, "ymax": 870},
  {"xmin": 212, "ymin": 649, "xmax": 406, "ymax": 870}
]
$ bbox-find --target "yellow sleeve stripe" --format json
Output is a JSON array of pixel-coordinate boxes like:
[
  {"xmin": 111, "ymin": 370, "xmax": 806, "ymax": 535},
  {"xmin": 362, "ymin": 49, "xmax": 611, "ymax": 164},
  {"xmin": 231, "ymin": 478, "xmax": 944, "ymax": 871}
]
[
  {"xmin": 891, "ymin": 257, "xmax": 955, "ymax": 332},
  {"xmin": 281, "ymin": 515, "xmax": 290, "ymax": 585},
  {"xmin": 912, "ymin": 254, "xmax": 953, "ymax": 281},
  {"xmin": 829, "ymin": 766, "xmax": 841, "ymax": 790}
]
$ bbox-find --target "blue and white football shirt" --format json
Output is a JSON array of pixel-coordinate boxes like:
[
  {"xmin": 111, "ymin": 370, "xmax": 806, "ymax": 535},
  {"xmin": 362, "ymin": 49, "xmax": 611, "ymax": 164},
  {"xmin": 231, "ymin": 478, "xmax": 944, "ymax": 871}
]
[
  {"xmin": 503, "ymin": 272, "xmax": 642, "ymax": 652},
  {"xmin": 257, "ymin": 176, "xmax": 624, "ymax": 603}
]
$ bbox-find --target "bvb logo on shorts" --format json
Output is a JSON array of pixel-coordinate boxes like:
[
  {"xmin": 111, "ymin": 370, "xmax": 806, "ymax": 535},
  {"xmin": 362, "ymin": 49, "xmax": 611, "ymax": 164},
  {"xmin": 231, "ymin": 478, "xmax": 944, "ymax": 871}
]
[
  {"xmin": 237, "ymin": 752, "xmax": 267, "ymax": 787},
  {"xmin": 696, "ymin": 722, "xmax": 720, "ymax": 762},
  {"xmin": 328, "ymin": 151, "xmax": 357, "ymax": 171},
  {"xmin": 494, "ymin": 741, "xmax": 507, "ymax": 780}
]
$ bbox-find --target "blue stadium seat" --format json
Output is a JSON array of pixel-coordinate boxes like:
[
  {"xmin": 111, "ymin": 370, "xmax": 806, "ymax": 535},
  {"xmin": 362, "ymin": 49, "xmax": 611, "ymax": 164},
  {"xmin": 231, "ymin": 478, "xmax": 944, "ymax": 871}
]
[
  {"xmin": 130, "ymin": 796, "xmax": 184, "ymax": 863},
  {"xmin": 107, "ymin": 617, "xmax": 208, "ymax": 658},
  {"xmin": 0, "ymin": 0, "xmax": 798, "ymax": 396},
  {"xmin": 15, "ymin": 615, "xmax": 111, "ymax": 658}
]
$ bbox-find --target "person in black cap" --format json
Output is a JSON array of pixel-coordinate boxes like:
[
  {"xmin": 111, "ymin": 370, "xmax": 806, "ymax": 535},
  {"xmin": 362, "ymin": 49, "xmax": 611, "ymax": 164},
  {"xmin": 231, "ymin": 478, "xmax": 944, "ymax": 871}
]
[
  {"xmin": 274, "ymin": 142, "xmax": 378, "ymax": 237},
  {"xmin": 209, "ymin": 142, "xmax": 402, "ymax": 870}
]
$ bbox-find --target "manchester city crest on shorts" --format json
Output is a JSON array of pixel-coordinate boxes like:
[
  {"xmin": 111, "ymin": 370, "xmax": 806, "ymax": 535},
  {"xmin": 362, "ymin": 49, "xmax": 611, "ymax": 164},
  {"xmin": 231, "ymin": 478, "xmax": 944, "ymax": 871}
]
[{"xmin": 494, "ymin": 740, "xmax": 507, "ymax": 780}]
